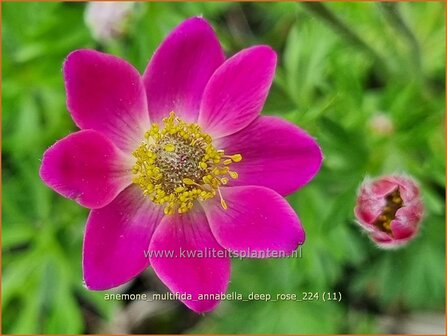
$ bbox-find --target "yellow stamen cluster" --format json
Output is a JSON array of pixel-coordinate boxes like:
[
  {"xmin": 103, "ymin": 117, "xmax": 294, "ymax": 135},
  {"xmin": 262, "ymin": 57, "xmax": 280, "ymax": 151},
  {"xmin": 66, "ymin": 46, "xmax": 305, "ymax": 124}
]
[
  {"xmin": 374, "ymin": 188, "xmax": 404, "ymax": 234},
  {"xmin": 132, "ymin": 112, "xmax": 242, "ymax": 215}
]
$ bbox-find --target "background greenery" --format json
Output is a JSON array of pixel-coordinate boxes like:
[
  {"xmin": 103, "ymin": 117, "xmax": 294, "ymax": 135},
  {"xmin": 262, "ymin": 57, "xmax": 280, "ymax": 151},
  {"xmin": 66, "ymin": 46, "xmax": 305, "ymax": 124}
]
[{"xmin": 2, "ymin": 1, "xmax": 445, "ymax": 334}]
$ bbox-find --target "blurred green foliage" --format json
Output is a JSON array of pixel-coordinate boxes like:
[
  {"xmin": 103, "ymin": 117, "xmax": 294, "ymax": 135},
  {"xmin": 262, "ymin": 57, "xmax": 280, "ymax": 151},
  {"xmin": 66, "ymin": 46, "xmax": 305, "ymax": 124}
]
[{"xmin": 2, "ymin": 2, "xmax": 445, "ymax": 334}]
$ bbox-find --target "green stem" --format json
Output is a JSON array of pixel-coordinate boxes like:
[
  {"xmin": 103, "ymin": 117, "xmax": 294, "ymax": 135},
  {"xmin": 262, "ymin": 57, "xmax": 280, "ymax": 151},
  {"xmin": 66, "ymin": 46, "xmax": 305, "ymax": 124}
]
[
  {"xmin": 379, "ymin": 2, "xmax": 423, "ymax": 83},
  {"xmin": 301, "ymin": 2, "xmax": 389, "ymax": 79}
]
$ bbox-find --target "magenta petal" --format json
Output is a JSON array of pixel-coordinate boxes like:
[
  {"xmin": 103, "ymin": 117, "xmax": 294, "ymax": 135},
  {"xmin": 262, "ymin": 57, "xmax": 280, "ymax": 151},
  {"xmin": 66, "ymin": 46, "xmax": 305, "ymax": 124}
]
[
  {"xmin": 395, "ymin": 201, "xmax": 424, "ymax": 226},
  {"xmin": 370, "ymin": 230, "xmax": 410, "ymax": 249},
  {"xmin": 370, "ymin": 231, "xmax": 393, "ymax": 244},
  {"xmin": 149, "ymin": 209, "xmax": 230, "ymax": 313},
  {"xmin": 391, "ymin": 201, "xmax": 423, "ymax": 239},
  {"xmin": 203, "ymin": 186, "xmax": 305, "ymax": 256},
  {"xmin": 217, "ymin": 116, "xmax": 323, "ymax": 196},
  {"xmin": 143, "ymin": 17, "xmax": 224, "ymax": 124},
  {"xmin": 354, "ymin": 184, "xmax": 386, "ymax": 227},
  {"xmin": 83, "ymin": 185, "xmax": 164, "ymax": 290},
  {"xmin": 384, "ymin": 176, "xmax": 420, "ymax": 203},
  {"xmin": 370, "ymin": 179, "xmax": 397, "ymax": 198},
  {"xmin": 64, "ymin": 49, "xmax": 150, "ymax": 152},
  {"xmin": 198, "ymin": 46, "xmax": 277, "ymax": 138},
  {"xmin": 40, "ymin": 130, "xmax": 131, "ymax": 209},
  {"xmin": 390, "ymin": 220, "xmax": 414, "ymax": 240}
]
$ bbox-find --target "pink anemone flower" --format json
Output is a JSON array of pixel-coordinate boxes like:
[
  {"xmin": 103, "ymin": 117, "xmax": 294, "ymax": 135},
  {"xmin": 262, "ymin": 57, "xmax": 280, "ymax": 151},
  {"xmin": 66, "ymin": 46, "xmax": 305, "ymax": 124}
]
[
  {"xmin": 354, "ymin": 175, "xmax": 424, "ymax": 249},
  {"xmin": 39, "ymin": 17, "xmax": 323, "ymax": 312}
]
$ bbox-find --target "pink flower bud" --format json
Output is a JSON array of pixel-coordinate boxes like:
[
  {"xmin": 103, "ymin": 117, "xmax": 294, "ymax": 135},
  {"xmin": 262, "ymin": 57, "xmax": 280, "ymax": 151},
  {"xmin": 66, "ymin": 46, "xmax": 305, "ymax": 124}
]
[{"xmin": 354, "ymin": 175, "xmax": 424, "ymax": 249}]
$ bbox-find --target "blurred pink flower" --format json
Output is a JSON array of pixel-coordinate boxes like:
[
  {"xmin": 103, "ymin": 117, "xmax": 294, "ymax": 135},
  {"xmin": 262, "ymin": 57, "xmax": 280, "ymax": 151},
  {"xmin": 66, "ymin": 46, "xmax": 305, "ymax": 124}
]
[
  {"xmin": 355, "ymin": 175, "xmax": 424, "ymax": 249},
  {"xmin": 39, "ymin": 17, "xmax": 322, "ymax": 312},
  {"xmin": 368, "ymin": 113, "xmax": 394, "ymax": 136},
  {"xmin": 85, "ymin": 2, "xmax": 135, "ymax": 42}
]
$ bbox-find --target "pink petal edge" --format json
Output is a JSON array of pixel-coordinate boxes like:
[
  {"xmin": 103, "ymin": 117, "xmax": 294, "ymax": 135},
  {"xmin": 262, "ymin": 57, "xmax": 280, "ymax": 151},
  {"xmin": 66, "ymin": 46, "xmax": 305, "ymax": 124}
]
[
  {"xmin": 40, "ymin": 129, "xmax": 132, "ymax": 209},
  {"xmin": 199, "ymin": 46, "xmax": 277, "ymax": 138},
  {"xmin": 202, "ymin": 185, "xmax": 305, "ymax": 256},
  {"xmin": 216, "ymin": 116, "xmax": 323, "ymax": 196},
  {"xmin": 83, "ymin": 185, "xmax": 164, "ymax": 290},
  {"xmin": 64, "ymin": 49, "xmax": 150, "ymax": 152},
  {"xmin": 143, "ymin": 17, "xmax": 225, "ymax": 124},
  {"xmin": 148, "ymin": 209, "xmax": 230, "ymax": 313}
]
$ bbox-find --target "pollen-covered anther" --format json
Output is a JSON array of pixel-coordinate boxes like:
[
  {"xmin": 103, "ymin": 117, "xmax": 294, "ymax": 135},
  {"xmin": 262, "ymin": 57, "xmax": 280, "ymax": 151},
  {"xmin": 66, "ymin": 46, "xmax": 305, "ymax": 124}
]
[
  {"xmin": 132, "ymin": 112, "xmax": 242, "ymax": 215},
  {"xmin": 373, "ymin": 188, "xmax": 404, "ymax": 234}
]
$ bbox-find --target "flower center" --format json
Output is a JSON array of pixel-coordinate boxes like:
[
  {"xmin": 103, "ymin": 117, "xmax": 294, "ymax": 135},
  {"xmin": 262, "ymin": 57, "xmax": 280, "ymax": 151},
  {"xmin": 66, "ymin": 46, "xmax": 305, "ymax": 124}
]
[
  {"xmin": 374, "ymin": 188, "xmax": 404, "ymax": 234},
  {"xmin": 132, "ymin": 112, "xmax": 242, "ymax": 215}
]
